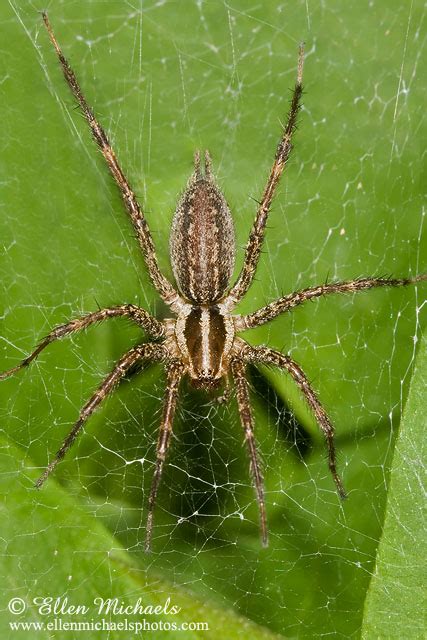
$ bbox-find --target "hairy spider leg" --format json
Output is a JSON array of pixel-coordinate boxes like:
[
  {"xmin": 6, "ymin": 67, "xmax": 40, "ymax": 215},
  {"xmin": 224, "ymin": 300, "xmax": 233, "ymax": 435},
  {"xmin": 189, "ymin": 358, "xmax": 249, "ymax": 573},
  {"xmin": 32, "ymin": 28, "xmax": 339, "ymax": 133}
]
[
  {"xmin": 145, "ymin": 362, "xmax": 184, "ymax": 552},
  {"xmin": 226, "ymin": 43, "xmax": 304, "ymax": 307},
  {"xmin": 242, "ymin": 344, "xmax": 346, "ymax": 498},
  {"xmin": 0, "ymin": 305, "xmax": 163, "ymax": 381},
  {"xmin": 42, "ymin": 13, "xmax": 179, "ymax": 307},
  {"xmin": 35, "ymin": 344, "xmax": 166, "ymax": 489},
  {"xmin": 236, "ymin": 275, "xmax": 427, "ymax": 331},
  {"xmin": 232, "ymin": 359, "xmax": 268, "ymax": 546}
]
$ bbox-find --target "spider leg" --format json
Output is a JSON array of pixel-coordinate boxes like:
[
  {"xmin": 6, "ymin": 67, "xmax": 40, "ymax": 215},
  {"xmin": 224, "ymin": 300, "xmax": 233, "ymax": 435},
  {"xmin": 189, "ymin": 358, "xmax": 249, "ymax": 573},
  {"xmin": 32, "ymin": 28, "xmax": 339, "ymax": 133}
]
[
  {"xmin": 225, "ymin": 44, "xmax": 304, "ymax": 308},
  {"xmin": 215, "ymin": 374, "xmax": 231, "ymax": 405},
  {"xmin": 145, "ymin": 361, "xmax": 184, "ymax": 552},
  {"xmin": 35, "ymin": 343, "xmax": 166, "ymax": 489},
  {"xmin": 241, "ymin": 344, "xmax": 346, "ymax": 499},
  {"xmin": 0, "ymin": 305, "xmax": 164, "ymax": 381},
  {"xmin": 236, "ymin": 275, "xmax": 427, "ymax": 331},
  {"xmin": 231, "ymin": 359, "xmax": 268, "ymax": 547},
  {"xmin": 42, "ymin": 13, "xmax": 179, "ymax": 306}
]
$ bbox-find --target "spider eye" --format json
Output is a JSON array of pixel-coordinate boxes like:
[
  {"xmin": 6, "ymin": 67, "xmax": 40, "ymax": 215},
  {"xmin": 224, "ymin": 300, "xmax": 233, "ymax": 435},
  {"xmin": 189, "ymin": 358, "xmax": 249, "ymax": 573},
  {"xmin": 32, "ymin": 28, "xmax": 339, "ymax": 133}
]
[{"xmin": 191, "ymin": 374, "xmax": 221, "ymax": 390}]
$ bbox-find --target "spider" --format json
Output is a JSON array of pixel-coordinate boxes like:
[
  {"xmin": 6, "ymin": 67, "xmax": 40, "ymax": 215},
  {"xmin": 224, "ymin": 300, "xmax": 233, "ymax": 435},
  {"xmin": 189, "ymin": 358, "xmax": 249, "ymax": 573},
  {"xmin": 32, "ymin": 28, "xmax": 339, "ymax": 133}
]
[{"xmin": 1, "ymin": 14, "xmax": 425, "ymax": 551}]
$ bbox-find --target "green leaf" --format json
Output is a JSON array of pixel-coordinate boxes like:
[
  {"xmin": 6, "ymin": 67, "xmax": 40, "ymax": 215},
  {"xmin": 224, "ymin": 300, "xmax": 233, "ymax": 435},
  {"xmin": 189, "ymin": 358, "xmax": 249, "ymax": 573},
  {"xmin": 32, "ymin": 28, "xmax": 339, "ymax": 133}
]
[
  {"xmin": 0, "ymin": 2, "xmax": 425, "ymax": 639},
  {"xmin": 361, "ymin": 331, "xmax": 427, "ymax": 639},
  {"xmin": 0, "ymin": 438, "xmax": 280, "ymax": 640}
]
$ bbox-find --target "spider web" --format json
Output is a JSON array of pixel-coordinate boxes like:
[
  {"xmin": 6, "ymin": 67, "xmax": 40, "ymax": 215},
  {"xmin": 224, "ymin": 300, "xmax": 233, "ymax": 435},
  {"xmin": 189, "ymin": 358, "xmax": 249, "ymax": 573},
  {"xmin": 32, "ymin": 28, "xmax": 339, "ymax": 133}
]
[{"xmin": 0, "ymin": 1, "xmax": 425, "ymax": 638}]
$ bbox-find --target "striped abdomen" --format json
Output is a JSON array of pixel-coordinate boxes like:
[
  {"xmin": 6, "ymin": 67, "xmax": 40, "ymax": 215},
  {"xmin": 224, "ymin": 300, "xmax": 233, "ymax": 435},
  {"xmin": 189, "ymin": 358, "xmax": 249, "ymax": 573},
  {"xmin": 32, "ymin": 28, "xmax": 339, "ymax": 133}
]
[{"xmin": 170, "ymin": 160, "xmax": 235, "ymax": 304}]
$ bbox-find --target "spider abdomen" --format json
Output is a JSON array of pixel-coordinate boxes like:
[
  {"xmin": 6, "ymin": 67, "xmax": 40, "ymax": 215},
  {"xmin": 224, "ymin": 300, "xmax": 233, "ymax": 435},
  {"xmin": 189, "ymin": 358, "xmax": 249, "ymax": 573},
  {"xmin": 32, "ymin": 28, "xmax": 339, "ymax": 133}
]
[{"xmin": 170, "ymin": 154, "xmax": 235, "ymax": 304}]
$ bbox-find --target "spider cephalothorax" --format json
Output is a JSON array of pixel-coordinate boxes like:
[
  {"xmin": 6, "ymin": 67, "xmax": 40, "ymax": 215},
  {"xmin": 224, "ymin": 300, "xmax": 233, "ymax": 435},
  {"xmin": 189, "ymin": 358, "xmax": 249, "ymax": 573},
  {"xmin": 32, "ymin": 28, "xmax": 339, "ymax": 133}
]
[{"xmin": 1, "ymin": 14, "xmax": 425, "ymax": 551}]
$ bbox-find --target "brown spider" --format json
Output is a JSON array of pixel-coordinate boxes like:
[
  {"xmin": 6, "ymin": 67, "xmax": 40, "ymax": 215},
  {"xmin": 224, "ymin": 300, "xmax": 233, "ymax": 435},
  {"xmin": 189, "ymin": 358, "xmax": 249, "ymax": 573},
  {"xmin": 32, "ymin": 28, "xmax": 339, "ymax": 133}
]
[{"xmin": 1, "ymin": 14, "xmax": 425, "ymax": 551}]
